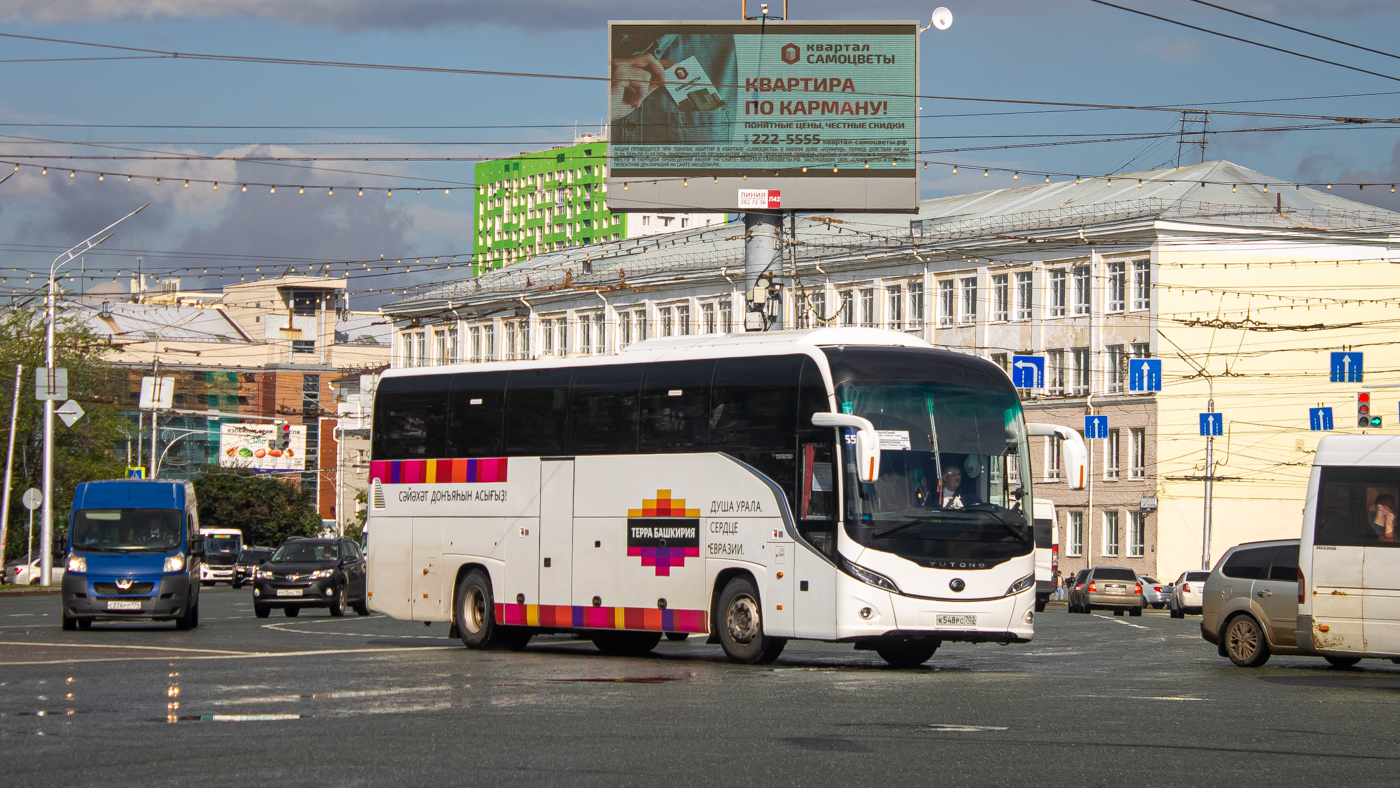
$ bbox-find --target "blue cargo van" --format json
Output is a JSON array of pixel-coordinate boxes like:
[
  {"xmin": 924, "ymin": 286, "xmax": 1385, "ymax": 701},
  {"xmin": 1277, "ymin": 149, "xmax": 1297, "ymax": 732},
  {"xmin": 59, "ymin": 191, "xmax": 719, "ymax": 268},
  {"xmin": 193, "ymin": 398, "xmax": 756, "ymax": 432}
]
[{"xmin": 60, "ymin": 480, "xmax": 204, "ymax": 630}]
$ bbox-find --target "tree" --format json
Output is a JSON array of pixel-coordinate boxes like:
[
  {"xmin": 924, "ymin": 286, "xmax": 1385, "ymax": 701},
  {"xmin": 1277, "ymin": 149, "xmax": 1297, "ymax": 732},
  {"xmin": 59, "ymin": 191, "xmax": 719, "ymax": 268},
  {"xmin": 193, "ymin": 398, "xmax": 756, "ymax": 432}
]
[
  {"xmin": 192, "ymin": 467, "xmax": 320, "ymax": 547},
  {"xmin": 0, "ymin": 302, "xmax": 130, "ymax": 561}
]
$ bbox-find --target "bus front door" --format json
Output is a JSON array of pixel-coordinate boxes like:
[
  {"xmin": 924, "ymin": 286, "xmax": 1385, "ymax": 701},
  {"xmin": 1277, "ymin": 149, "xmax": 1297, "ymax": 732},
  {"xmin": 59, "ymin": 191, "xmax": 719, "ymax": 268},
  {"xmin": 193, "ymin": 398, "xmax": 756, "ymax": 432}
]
[{"xmin": 539, "ymin": 459, "xmax": 575, "ymax": 607}]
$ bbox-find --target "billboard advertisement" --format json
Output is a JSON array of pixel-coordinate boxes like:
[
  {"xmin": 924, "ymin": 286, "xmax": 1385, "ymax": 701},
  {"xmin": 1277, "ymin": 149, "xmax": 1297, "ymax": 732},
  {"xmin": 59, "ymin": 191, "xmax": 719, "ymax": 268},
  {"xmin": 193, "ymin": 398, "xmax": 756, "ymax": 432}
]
[
  {"xmin": 606, "ymin": 21, "xmax": 918, "ymax": 213},
  {"xmin": 219, "ymin": 423, "xmax": 307, "ymax": 472}
]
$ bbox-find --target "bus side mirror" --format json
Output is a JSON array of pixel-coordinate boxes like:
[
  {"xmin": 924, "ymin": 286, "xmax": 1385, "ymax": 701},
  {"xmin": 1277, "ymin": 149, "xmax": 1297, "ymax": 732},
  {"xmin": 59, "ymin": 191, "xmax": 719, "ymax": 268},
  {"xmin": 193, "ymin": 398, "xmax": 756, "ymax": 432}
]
[
  {"xmin": 812, "ymin": 412, "xmax": 881, "ymax": 483},
  {"xmin": 1027, "ymin": 423, "xmax": 1088, "ymax": 491}
]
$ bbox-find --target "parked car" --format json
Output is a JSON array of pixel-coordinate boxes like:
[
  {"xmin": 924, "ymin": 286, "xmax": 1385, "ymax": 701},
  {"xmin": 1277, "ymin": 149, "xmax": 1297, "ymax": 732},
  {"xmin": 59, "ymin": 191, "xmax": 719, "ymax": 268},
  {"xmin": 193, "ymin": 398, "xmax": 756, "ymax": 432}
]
[
  {"xmin": 1071, "ymin": 566, "xmax": 1144, "ymax": 616},
  {"xmin": 252, "ymin": 537, "xmax": 369, "ymax": 618},
  {"xmin": 5, "ymin": 558, "xmax": 64, "ymax": 586},
  {"xmin": 1169, "ymin": 570, "xmax": 1211, "ymax": 618},
  {"xmin": 1139, "ymin": 575, "xmax": 1170, "ymax": 609},
  {"xmin": 1200, "ymin": 539, "xmax": 1324, "ymax": 667},
  {"xmin": 232, "ymin": 548, "xmax": 273, "ymax": 589},
  {"xmin": 1066, "ymin": 569, "xmax": 1091, "ymax": 613}
]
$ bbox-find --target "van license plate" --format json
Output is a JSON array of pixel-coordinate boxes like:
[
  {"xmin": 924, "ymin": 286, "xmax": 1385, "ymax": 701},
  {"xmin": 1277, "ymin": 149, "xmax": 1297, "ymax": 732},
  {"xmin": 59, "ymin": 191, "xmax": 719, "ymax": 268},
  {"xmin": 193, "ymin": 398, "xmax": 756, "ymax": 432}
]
[
  {"xmin": 106, "ymin": 600, "xmax": 141, "ymax": 610},
  {"xmin": 276, "ymin": 589, "xmax": 302, "ymax": 597},
  {"xmin": 936, "ymin": 614, "xmax": 976, "ymax": 627}
]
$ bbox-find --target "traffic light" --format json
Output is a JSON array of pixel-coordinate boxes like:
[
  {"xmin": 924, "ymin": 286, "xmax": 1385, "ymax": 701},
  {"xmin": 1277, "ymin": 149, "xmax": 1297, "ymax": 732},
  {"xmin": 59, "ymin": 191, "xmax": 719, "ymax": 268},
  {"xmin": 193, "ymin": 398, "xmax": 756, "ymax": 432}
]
[
  {"xmin": 1358, "ymin": 393, "xmax": 1381, "ymax": 428},
  {"xmin": 277, "ymin": 421, "xmax": 292, "ymax": 450}
]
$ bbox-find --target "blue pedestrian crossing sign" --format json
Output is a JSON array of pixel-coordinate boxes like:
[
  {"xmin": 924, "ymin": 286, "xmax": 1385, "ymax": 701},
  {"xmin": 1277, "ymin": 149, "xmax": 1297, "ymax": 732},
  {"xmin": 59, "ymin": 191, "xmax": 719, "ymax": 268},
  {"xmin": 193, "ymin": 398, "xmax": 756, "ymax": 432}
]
[
  {"xmin": 1129, "ymin": 358, "xmax": 1162, "ymax": 392},
  {"xmin": 126, "ymin": 466, "xmax": 145, "ymax": 479},
  {"xmin": 1010, "ymin": 355, "xmax": 1045, "ymax": 389},
  {"xmin": 1084, "ymin": 415, "xmax": 1109, "ymax": 439},
  {"xmin": 1330, "ymin": 352, "xmax": 1364, "ymax": 383},
  {"xmin": 1199, "ymin": 412, "xmax": 1224, "ymax": 436},
  {"xmin": 1309, "ymin": 407, "xmax": 1334, "ymax": 431}
]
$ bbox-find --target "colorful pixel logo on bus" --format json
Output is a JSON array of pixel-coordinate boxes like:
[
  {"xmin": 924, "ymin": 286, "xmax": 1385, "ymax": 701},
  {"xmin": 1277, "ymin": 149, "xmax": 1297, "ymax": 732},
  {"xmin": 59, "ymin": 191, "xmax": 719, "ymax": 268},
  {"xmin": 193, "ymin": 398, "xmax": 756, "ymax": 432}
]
[
  {"xmin": 627, "ymin": 490, "xmax": 701, "ymax": 576},
  {"xmin": 369, "ymin": 458, "xmax": 508, "ymax": 485}
]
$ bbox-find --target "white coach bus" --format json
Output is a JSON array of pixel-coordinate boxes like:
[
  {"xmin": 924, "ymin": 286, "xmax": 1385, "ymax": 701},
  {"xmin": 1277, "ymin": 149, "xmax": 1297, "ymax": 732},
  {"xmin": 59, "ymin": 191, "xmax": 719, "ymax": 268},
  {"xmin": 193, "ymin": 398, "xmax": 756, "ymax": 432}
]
[{"xmin": 365, "ymin": 328, "xmax": 1086, "ymax": 667}]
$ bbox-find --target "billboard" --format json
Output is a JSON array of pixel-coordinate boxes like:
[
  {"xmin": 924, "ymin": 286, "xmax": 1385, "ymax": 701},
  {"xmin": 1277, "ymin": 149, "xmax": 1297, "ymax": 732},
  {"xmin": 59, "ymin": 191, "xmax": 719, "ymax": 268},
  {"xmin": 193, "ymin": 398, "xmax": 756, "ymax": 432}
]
[
  {"xmin": 219, "ymin": 423, "xmax": 307, "ymax": 472},
  {"xmin": 606, "ymin": 20, "xmax": 918, "ymax": 213}
]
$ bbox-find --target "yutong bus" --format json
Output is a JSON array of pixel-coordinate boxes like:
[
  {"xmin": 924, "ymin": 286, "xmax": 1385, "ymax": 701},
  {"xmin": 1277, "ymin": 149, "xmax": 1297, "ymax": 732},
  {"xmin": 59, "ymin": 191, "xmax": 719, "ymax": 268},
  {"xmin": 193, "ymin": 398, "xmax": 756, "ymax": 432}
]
[{"xmin": 365, "ymin": 328, "xmax": 1085, "ymax": 666}]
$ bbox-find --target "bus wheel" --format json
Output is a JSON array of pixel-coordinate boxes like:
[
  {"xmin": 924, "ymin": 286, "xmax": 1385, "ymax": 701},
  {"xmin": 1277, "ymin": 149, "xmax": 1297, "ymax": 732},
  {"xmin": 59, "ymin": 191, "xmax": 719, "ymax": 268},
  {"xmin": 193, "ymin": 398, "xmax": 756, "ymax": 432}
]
[
  {"xmin": 454, "ymin": 569, "xmax": 529, "ymax": 650},
  {"xmin": 592, "ymin": 631, "xmax": 662, "ymax": 656},
  {"xmin": 716, "ymin": 577, "xmax": 785, "ymax": 664},
  {"xmin": 875, "ymin": 638, "xmax": 939, "ymax": 668},
  {"xmin": 665, "ymin": 632, "xmax": 690, "ymax": 642},
  {"xmin": 1224, "ymin": 614, "xmax": 1270, "ymax": 667}
]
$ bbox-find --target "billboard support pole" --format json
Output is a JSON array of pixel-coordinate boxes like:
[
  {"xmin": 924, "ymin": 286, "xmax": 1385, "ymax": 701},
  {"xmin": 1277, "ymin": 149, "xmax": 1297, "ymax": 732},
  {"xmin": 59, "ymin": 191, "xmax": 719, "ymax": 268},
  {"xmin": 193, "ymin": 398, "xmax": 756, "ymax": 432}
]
[{"xmin": 743, "ymin": 212, "xmax": 782, "ymax": 331}]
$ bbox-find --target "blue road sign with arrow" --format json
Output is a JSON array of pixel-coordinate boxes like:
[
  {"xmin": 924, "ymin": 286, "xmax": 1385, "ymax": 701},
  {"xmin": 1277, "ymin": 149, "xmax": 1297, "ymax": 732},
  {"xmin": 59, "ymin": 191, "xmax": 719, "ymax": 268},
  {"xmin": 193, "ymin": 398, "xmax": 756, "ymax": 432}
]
[
  {"xmin": 1084, "ymin": 415, "xmax": 1109, "ymax": 439},
  {"xmin": 1199, "ymin": 412, "xmax": 1224, "ymax": 436},
  {"xmin": 1309, "ymin": 407, "xmax": 1334, "ymax": 431},
  {"xmin": 1010, "ymin": 355, "xmax": 1045, "ymax": 389},
  {"xmin": 1331, "ymin": 352, "xmax": 1364, "ymax": 383},
  {"xmin": 1129, "ymin": 358, "xmax": 1162, "ymax": 392}
]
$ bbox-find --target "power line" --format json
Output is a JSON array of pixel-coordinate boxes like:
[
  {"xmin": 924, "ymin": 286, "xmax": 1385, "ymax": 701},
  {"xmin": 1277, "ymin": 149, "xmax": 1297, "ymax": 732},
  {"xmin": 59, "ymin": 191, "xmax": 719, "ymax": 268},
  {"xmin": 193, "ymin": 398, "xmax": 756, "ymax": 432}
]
[{"xmin": 1185, "ymin": 0, "xmax": 1400, "ymax": 62}]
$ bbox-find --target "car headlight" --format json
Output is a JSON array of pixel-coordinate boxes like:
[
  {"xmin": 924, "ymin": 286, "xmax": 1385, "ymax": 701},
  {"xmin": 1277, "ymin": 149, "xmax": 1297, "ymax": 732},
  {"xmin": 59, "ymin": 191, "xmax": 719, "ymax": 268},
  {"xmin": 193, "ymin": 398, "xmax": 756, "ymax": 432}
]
[
  {"xmin": 309, "ymin": 569, "xmax": 334, "ymax": 580},
  {"xmin": 1006, "ymin": 573, "xmax": 1035, "ymax": 596},
  {"xmin": 256, "ymin": 569, "xmax": 274, "ymax": 580},
  {"xmin": 839, "ymin": 556, "xmax": 900, "ymax": 594},
  {"xmin": 163, "ymin": 554, "xmax": 185, "ymax": 573},
  {"xmin": 66, "ymin": 555, "xmax": 86, "ymax": 573}
]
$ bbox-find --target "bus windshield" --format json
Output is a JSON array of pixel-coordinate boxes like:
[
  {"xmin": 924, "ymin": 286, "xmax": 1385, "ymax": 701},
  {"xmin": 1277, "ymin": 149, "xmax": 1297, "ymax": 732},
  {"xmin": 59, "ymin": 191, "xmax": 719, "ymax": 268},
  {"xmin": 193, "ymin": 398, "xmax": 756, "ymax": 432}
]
[
  {"xmin": 205, "ymin": 535, "xmax": 242, "ymax": 557},
  {"xmin": 71, "ymin": 509, "xmax": 183, "ymax": 553},
  {"xmin": 837, "ymin": 380, "xmax": 1033, "ymax": 565}
]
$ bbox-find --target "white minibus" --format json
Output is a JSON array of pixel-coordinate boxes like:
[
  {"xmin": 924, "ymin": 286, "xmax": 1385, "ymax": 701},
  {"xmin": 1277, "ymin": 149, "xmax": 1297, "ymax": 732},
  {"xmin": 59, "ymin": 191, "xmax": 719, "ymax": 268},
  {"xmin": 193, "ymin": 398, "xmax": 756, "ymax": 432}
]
[
  {"xmin": 1032, "ymin": 498, "xmax": 1058, "ymax": 612},
  {"xmin": 365, "ymin": 328, "xmax": 1086, "ymax": 666}
]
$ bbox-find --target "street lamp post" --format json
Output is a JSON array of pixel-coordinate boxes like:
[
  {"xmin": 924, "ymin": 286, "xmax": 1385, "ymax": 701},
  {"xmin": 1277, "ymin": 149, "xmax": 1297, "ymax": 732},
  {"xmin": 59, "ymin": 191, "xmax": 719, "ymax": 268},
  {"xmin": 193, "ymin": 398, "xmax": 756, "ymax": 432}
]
[{"xmin": 39, "ymin": 205, "xmax": 147, "ymax": 587}]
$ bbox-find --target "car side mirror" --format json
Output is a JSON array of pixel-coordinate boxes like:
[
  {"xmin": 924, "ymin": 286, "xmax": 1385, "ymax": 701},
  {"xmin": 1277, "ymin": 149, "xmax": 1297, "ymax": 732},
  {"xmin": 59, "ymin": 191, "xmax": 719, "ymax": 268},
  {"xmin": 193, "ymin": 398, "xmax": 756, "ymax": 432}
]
[{"xmin": 811, "ymin": 412, "xmax": 881, "ymax": 483}]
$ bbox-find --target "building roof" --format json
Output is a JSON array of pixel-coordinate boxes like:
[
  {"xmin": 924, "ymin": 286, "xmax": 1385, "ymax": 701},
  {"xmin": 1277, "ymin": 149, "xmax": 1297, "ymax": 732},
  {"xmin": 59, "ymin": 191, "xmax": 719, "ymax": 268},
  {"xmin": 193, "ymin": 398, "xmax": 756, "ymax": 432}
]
[{"xmin": 385, "ymin": 160, "xmax": 1400, "ymax": 320}]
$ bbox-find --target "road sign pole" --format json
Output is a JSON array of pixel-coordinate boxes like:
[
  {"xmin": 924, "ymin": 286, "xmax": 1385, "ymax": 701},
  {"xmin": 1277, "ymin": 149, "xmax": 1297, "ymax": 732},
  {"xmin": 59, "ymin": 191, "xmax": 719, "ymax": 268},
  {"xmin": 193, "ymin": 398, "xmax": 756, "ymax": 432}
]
[
  {"xmin": 0, "ymin": 364, "xmax": 21, "ymax": 567},
  {"xmin": 150, "ymin": 358, "xmax": 159, "ymax": 479},
  {"xmin": 40, "ymin": 269, "xmax": 56, "ymax": 586},
  {"xmin": 1202, "ymin": 397, "xmax": 1215, "ymax": 571}
]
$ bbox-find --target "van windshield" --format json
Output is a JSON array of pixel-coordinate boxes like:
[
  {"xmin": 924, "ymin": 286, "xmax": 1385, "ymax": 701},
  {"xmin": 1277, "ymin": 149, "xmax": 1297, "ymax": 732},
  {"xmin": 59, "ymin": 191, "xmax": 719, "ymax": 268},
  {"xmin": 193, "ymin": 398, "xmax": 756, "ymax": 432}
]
[{"xmin": 71, "ymin": 509, "xmax": 182, "ymax": 553}]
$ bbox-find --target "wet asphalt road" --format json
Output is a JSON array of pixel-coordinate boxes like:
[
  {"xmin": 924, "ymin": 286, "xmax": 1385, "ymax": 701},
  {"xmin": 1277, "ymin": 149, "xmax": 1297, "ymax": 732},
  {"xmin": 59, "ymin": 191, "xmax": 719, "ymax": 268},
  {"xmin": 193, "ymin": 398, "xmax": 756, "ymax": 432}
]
[{"xmin": 2, "ymin": 588, "xmax": 1399, "ymax": 787}]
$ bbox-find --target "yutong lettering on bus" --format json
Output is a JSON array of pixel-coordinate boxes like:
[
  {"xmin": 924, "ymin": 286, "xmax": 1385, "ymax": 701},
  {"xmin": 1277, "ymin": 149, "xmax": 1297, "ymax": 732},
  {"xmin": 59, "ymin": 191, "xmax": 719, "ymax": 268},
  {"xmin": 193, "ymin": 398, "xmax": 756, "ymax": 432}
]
[{"xmin": 365, "ymin": 328, "xmax": 1086, "ymax": 666}]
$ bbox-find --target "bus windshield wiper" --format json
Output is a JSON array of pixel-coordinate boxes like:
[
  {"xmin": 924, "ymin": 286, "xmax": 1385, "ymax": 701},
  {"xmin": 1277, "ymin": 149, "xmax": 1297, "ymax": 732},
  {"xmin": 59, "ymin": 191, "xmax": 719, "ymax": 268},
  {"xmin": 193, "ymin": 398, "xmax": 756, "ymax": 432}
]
[
  {"xmin": 870, "ymin": 508, "xmax": 1029, "ymax": 541},
  {"xmin": 872, "ymin": 516, "xmax": 938, "ymax": 540}
]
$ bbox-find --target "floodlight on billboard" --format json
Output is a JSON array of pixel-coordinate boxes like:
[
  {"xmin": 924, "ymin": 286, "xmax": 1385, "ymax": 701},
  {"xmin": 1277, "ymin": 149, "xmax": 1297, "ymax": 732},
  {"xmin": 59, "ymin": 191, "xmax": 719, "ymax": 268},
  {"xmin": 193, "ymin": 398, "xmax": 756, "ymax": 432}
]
[{"xmin": 606, "ymin": 20, "xmax": 919, "ymax": 213}]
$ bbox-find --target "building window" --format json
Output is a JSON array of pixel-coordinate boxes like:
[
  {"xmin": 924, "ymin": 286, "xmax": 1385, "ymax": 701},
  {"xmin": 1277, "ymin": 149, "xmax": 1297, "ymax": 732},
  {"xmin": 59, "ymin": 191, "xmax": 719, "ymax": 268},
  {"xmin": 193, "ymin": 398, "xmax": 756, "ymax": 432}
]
[
  {"xmin": 1049, "ymin": 269, "xmax": 1067, "ymax": 317},
  {"xmin": 801, "ymin": 290, "xmax": 826, "ymax": 328},
  {"xmin": 659, "ymin": 307, "xmax": 673, "ymax": 338},
  {"xmin": 504, "ymin": 322, "xmax": 518, "ymax": 361},
  {"xmin": 860, "ymin": 288, "xmax": 875, "ymax": 327},
  {"xmin": 1048, "ymin": 350, "xmax": 1065, "ymax": 396},
  {"xmin": 581, "ymin": 313, "xmax": 595, "ymax": 351},
  {"xmin": 1015, "ymin": 271, "xmax": 1033, "ymax": 320},
  {"xmin": 909, "ymin": 282, "xmax": 925, "ymax": 328},
  {"xmin": 469, "ymin": 326, "xmax": 481, "ymax": 363},
  {"xmin": 593, "ymin": 312, "xmax": 605, "ymax": 353},
  {"xmin": 543, "ymin": 318, "xmax": 556, "ymax": 355},
  {"xmin": 415, "ymin": 332, "xmax": 427, "ymax": 367},
  {"xmin": 521, "ymin": 320, "xmax": 532, "ymax": 359},
  {"xmin": 1129, "ymin": 512, "xmax": 1146, "ymax": 557},
  {"xmin": 702, "ymin": 301, "xmax": 716, "ymax": 334},
  {"xmin": 992, "ymin": 274, "xmax": 1009, "ymax": 322},
  {"xmin": 293, "ymin": 339, "xmax": 315, "ymax": 355},
  {"xmin": 1133, "ymin": 260, "xmax": 1151, "ymax": 311},
  {"xmin": 1106, "ymin": 428, "xmax": 1120, "ymax": 479},
  {"xmin": 1103, "ymin": 511, "xmax": 1120, "ymax": 556},
  {"xmin": 839, "ymin": 289, "xmax": 855, "ymax": 327},
  {"xmin": 482, "ymin": 324, "xmax": 495, "ymax": 361},
  {"xmin": 1106, "ymin": 344, "xmax": 1125, "ymax": 393},
  {"xmin": 719, "ymin": 300, "xmax": 732, "ymax": 334},
  {"xmin": 677, "ymin": 303, "xmax": 691, "ymax": 336},
  {"xmin": 434, "ymin": 330, "xmax": 447, "ymax": 365},
  {"xmin": 1067, "ymin": 511, "xmax": 1083, "ymax": 556},
  {"xmin": 938, "ymin": 280, "xmax": 955, "ymax": 327},
  {"xmin": 1072, "ymin": 347, "xmax": 1090, "ymax": 396},
  {"xmin": 1073, "ymin": 265, "xmax": 1091, "ymax": 315},
  {"xmin": 400, "ymin": 334, "xmax": 415, "ymax": 366},
  {"xmin": 960, "ymin": 277, "xmax": 977, "ymax": 324},
  {"xmin": 990, "ymin": 353, "xmax": 1009, "ymax": 374},
  {"xmin": 1132, "ymin": 342, "xmax": 1150, "ymax": 359},
  {"xmin": 1047, "ymin": 434, "xmax": 1063, "ymax": 480},
  {"xmin": 1130, "ymin": 428, "xmax": 1147, "ymax": 479},
  {"xmin": 446, "ymin": 327, "xmax": 459, "ymax": 363},
  {"xmin": 887, "ymin": 284, "xmax": 903, "ymax": 329},
  {"xmin": 1108, "ymin": 262, "xmax": 1126, "ymax": 313}
]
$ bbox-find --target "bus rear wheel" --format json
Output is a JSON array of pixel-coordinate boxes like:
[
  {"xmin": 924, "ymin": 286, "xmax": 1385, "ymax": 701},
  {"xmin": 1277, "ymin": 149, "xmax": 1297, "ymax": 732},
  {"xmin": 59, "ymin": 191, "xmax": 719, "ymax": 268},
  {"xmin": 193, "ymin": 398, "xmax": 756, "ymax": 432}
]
[
  {"xmin": 875, "ymin": 638, "xmax": 940, "ymax": 668},
  {"xmin": 716, "ymin": 576, "xmax": 786, "ymax": 664},
  {"xmin": 592, "ymin": 631, "xmax": 662, "ymax": 656},
  {"xmin": 455, "ymin": 569, "xmax": 531, "ymax": 651}
]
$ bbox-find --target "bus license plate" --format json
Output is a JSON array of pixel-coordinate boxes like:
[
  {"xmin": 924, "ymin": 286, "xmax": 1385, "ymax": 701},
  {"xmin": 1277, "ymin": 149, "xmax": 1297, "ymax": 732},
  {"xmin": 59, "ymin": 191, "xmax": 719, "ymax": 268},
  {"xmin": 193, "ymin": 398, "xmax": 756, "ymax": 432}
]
[
  {"xmin": 106, "ymin": 600, "xmax": 141, "ymax": 610},
  {"xmin": 936, "ymin": 614, "xmax": 976, "ymax": 627},
  {"xmin": 276, "ymin": 589, "xmax": 302, "ymax": 597}
]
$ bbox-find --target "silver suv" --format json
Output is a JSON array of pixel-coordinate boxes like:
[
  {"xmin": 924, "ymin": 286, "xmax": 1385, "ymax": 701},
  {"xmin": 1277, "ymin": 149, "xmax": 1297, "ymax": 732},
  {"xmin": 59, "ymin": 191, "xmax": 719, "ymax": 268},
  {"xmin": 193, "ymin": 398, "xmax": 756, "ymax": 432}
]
[{"xmin": 1201, "ymin": 539, "xmax": 1329, "ymax": 667}]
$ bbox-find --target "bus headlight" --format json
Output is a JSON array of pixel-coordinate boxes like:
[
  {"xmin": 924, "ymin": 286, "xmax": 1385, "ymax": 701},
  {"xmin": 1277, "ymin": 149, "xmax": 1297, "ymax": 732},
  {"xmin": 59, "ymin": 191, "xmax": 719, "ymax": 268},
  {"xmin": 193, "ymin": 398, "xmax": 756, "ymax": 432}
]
[
  {"xmin": 1006, "ymin": 573, "xmax": 1035, "ymax": 596},
  {"xmin": 839, "ymin": 556, "xmax": 900, "ymax": 594},
  {"xmin": 163, "ymin": 554, "xmax": 185, "ymax": 573},
  {"xmin": 66, "ymin": 555, "xmax": 86, "ymax": 573}
]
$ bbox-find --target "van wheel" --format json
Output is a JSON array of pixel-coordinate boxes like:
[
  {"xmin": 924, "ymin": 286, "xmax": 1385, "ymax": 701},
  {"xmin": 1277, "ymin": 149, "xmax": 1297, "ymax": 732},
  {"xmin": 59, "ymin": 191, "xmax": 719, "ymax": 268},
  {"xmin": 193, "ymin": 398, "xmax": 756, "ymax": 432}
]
[
  {"xmin": 175, "ymin": 600, "xmax": 198, "ymax": 630},
  {"xmin": 1324, "ymin": 655, "xmax": 1362, "ymax": 668},
  {"xmin": 592, "ymin": 631, "xmax": 662, "ymax": 656},
  {"xmin": 715, "ymin": 576, "xmax": 786, "ymax": 664},
  {"xmin": 454, "ymin": 569, "xmax": 531, "ymax": 650},
  {"xmin": 1224, "ymin": 614, "xmax": 1270, "ymax": 667},
  {"xmin": 62, "ymin": 612, "xmax": 77, "ymax": 631},
  {"xmin": 875, "ymin": 638, "xmax": 939, "ymax": 668}
]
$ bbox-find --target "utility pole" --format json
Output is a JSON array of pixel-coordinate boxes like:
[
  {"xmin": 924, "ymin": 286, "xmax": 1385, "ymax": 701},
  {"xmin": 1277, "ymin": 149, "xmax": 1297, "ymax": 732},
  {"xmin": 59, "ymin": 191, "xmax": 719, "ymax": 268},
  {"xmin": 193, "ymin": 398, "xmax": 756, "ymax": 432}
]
[
  {"xmin": 0, "ymin": 364, "xmax": 21, "ymax": 568},
  {"xmin": 1176, "ymin": 111, "xmax": 1209, "ymax": 167},
  {"xmin": 149, "ymin": 356, "xmax": 160, "ymax": 479}
]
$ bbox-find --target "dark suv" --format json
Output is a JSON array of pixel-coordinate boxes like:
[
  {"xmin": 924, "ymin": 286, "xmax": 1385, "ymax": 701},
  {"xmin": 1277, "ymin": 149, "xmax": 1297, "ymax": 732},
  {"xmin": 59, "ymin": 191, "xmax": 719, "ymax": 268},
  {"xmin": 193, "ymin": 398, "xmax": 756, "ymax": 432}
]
[
  {"xmin": 252, "ymin": 537, "xmax": 368, "ymax": 618},
  {"xmin": 232, "ymin": 547, "xmax": 272, "ymax": 589}
]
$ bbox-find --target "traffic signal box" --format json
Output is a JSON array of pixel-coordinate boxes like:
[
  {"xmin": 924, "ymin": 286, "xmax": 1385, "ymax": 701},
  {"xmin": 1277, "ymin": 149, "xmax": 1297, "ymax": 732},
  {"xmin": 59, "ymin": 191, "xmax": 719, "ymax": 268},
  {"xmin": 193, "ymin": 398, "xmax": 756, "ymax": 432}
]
[{"xmin": 1358, "ymin": 392, "xmax": 1382, "ymax": 428}]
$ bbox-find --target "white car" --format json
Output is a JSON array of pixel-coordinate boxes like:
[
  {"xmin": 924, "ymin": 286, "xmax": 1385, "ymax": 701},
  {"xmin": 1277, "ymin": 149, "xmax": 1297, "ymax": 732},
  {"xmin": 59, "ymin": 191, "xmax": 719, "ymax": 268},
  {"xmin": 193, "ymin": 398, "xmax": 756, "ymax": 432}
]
[
  {"xmin": 1169, "ymin": 570, "xmax": 1210, "ymax": 618},
  {"xmin": 5, "ymin": 559, "xmax": 64, "ymax": 585}
]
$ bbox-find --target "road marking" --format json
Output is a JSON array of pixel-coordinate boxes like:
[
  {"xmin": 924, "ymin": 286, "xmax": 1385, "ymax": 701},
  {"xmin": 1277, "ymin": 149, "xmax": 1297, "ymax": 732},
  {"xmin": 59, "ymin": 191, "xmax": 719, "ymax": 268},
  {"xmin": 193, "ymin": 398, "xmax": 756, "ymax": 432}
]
[
  {"xmin": 1090, "ymin": 614, "xmax": 1150, "ymax": 630},
  {"xmin": 199, "ymin": 713, "xmax": 301, "ymax": 722},
  {"xmin": 923, "ymin": 724, "xmax": 1009, "ymax": 732},
  {"xmin": 0, "ymin": 640, "xmax": 246, "ymax": 655},
  {"xmin": 262, "ymin": 617, "xmax": 448, "ymax": 641},
  {"xmin": 0, "ymin": 644, "xmax": 458, "ymax": 666}
]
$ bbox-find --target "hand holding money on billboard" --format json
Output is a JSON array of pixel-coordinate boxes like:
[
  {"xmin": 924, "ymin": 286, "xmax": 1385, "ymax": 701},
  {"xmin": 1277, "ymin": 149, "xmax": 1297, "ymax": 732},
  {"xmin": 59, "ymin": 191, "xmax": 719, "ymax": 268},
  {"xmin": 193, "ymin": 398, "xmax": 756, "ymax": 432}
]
[{"xmin": 610, "ymin": 53, "xmax": 668, "ymax": 122}]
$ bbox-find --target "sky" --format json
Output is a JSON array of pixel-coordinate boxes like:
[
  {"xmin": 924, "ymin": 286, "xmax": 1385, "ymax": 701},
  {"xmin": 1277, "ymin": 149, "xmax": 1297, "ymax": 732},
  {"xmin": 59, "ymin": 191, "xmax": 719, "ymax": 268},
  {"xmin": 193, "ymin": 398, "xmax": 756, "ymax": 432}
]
[{"xmin": 1, "ymin": 0, "xmax": 1399, "ymax": 307}]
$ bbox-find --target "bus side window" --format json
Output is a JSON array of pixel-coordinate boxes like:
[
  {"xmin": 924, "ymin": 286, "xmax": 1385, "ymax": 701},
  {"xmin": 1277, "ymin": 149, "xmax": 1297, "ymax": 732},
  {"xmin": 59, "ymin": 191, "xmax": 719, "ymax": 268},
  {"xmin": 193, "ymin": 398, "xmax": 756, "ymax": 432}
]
[
  {"xmin": 505, "ymin": 368, "xmax": 574, "ymax": 456},
  {"xmin": 711, "ymin": 355, "xmax": 802, "ymax": 498},
  {"xmin": 373, "ymin": 375, "xmax": 451, "ymax": 459},
  {"xmin": 447, "ymin": 371, "xmax": 507, "ymax": 457},
  {"xmin": 569, "ymin": 364, "xmax": 643, "ymax": 455},
  {"xmin": 639, "ymin": 360, "xmax": 715, "ymax": 453},
  {"xmin": 797, "ymin": 357, "xmax": 836, "ymax": 558}
]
